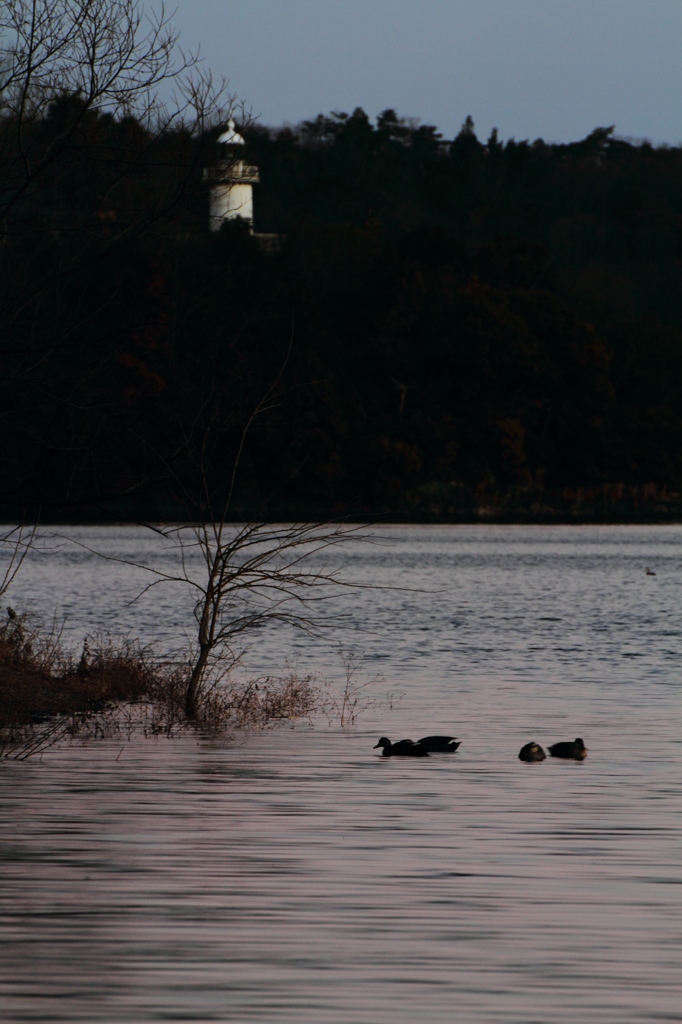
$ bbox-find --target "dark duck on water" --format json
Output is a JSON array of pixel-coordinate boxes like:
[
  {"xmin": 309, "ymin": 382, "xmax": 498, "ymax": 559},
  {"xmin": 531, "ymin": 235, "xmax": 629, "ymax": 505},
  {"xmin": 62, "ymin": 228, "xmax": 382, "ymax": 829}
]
[
  {"xmin": 548, "ymin": 737, "xmax": 588, "ymax": 760},
  {"xmin": 374, "ymin": 735, "xmax": 460, "ymax": 756},
  {"xmin": 518, "ymin": 741, "xmax": 546, "ymax": 762}
]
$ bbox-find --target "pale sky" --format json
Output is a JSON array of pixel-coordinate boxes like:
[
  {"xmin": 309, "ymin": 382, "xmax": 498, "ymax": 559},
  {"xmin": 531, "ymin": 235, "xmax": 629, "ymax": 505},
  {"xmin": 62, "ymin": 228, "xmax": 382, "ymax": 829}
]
[{"xmin": 169, "ymin": 0, "xmax": 682, "ymax": 145}]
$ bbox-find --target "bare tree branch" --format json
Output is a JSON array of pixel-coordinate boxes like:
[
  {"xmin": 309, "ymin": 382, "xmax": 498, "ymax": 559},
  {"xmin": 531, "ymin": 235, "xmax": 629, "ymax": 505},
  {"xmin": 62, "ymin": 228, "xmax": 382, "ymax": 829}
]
[{"xmin": 0, "ymin": 521, "xmax": 38, "ymax": 599}]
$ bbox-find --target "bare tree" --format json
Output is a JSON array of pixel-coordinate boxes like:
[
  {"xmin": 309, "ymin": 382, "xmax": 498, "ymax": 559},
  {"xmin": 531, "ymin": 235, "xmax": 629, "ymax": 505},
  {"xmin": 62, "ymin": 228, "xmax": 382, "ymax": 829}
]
[
  {"xmin": 65, "ymin": 363, "xmax": 370, "ymax": 720},
  {"xmin": 68, "ymin": 516, "xmax": 366, "ymax": 720},
  {"xmin": 151, "ymin": 359, "xmax": 372, "ymax": 719},
  {"xmin": 169, "ymin": 520, "xmax": 363, "ymax": 720},
  {"xmin": 0, "ymin": 0, "xmax": 233, "ymax": 238},
  {"xmin": 72, "ymin": 504, "xmax": 367, "ymax": 720}
]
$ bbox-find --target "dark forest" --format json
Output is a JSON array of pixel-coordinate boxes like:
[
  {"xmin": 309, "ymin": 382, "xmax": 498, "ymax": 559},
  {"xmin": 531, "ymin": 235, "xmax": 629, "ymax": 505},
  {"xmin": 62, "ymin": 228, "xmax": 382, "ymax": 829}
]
[{"xmin": 2, "ymin": 102, "xmax": 682, "ymax": 522}]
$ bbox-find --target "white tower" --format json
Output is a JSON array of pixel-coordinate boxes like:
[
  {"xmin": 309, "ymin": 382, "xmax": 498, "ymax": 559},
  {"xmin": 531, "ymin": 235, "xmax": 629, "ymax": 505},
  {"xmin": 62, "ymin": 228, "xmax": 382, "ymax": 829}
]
[{"xmin": 206, "ymin": 120, "xmax": 260, "ymax": 232}]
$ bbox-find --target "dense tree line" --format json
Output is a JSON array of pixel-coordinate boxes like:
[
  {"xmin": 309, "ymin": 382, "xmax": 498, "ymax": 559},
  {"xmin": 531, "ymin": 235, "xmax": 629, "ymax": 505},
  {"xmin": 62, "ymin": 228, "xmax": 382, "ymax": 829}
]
[{"xmin": 2, "ymin": 101, "xmax": 682, "ymax": 521}]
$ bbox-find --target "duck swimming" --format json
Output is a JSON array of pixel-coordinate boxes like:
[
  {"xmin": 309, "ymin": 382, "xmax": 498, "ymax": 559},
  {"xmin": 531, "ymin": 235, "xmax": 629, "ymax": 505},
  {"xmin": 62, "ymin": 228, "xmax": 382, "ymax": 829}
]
[
  {"xmin": 518, "ymin": 741, "xmax": 546, "ymax": 762},
  {"xmin": 373, "ymin": 737, "xmax": 430, "ymax": 757},
  {"xmin": 548, "ymin": 737, "xmax": 588, "ymax": 760}
]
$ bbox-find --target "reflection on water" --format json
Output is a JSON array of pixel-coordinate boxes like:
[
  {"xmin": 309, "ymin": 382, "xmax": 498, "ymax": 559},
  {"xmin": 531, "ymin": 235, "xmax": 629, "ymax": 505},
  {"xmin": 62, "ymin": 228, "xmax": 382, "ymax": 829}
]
[{"xmin": 1, "ymin": 526, "xmax": 682, "ymax": 1022}]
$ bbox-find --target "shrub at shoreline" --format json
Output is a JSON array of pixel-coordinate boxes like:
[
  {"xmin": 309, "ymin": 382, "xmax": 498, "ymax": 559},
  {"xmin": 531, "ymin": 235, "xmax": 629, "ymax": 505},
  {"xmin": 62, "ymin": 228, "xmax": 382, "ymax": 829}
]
[{"xmin": 0, "ymin": 614, "xmax": 330, "ymax": 759}]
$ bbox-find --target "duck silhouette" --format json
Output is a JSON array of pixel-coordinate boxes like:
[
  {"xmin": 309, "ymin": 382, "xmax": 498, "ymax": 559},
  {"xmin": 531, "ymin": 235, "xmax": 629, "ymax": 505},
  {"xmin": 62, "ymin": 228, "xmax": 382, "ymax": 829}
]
[
  {"xmin": 646, "ymin": 567, "xmax": 656, "ymax": 576},
  {"xmin": 518, "ymin": 741, "xmax": 546, "ymax": 762},
  {"xmin": 373, "ymin": 737, "xmax": 430, "ymax": 757},
  {"xmin": 374, "ymin": 735, "xmax": 460, "ymax": 756},
  {"xmin": 548, "ymin": 737, "xmax": 588, "ymax": 760}
]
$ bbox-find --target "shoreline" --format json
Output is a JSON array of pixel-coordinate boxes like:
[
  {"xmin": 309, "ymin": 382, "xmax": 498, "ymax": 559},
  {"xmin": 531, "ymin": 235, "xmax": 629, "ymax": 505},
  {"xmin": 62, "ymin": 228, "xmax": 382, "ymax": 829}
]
[{"xmin": 2, "ymin": 502, "xmax": 681, "ymax": 527}]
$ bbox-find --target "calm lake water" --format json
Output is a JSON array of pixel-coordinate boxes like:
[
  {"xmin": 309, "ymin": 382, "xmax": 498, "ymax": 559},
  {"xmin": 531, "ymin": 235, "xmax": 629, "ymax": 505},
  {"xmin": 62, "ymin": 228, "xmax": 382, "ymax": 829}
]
[{"xmin": 1, "ymin": 524, "xmax": 682, "ymax": 1023}]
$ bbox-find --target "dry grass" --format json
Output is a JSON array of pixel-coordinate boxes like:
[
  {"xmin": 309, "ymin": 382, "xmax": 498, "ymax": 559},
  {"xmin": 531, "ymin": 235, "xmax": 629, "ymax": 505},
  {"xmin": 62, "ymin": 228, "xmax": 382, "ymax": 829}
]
[
  {"xmin": 0, "ymin": 616, "xmax": 323, "ymax": 758},
  {"xmin": 198, "ymin": 671, "xmax": 319, "ymax": 733},
  {"xmin": 0, "ymin": 615, "xmax": 174, "ymax": 758},
  {"xmin": 319, "ymin": 651, "xmax": 403, "ymax": 727},
  {"xmin": 0, "ymin": 619, "xmax": 157, "ymax": 723}
]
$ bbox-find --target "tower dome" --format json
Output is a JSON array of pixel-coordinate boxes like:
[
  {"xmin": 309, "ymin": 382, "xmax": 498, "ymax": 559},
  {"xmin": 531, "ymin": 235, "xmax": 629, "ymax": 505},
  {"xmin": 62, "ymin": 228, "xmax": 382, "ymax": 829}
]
[{"xmin": 216, "ymin": 119, "xmax": 247, "ymax": 147}]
